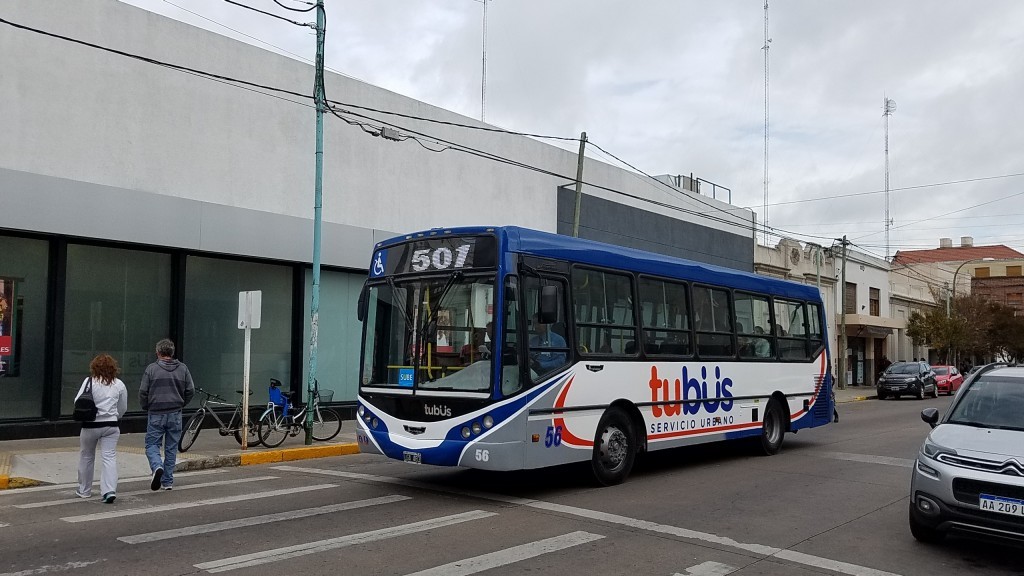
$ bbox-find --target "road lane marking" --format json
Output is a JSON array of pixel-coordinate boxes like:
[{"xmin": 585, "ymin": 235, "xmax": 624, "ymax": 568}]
[
  {"xmin": 194, "ymin": 510, "xmax": 497, "ymax": 573},
  {"xmin": 676, "ymin": 561, "xmax": 737, "ymax": 576},
  {"xmin": 119, "ymin": 494, "xmax": 411, "ymax": 544},
  {"xmin": 403, "ymin": 531, "xmax": 605, "ymax": 576},
  {"xmin": 274, "ymin": 466, "xmax": 904, "ymax": 576},
  {"xmin": 60, "ymin": 484, "xmax": 336, "ymax": 523},
  {"xmin": 0, "ymin": 560, "xmax": 100, "ymax": 576},
  {"xmin": 16, "ymin": 476, "xmax": 279, "ymax": 509},
  {"xmin": 0, "ymin": 469, "xmax": 226, "ymax": 496},
  {"xmin": 815, "ymin": 452, "xmax": 914, "ymax": 468}
]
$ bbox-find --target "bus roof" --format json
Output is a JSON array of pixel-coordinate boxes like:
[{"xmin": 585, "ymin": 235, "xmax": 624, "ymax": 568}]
[{"xmin": 376, "ymin": 226, "xmax": 823, "ymax": 302}]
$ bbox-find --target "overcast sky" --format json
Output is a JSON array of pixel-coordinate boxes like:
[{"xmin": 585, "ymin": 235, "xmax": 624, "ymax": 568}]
[{"xmin": 120, "ymin": 0, "xmax": 1024, "ymax": 259}]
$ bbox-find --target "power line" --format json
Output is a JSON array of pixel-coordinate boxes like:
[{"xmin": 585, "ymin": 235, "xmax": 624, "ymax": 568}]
[
  {"xmin": 852, "ymin": 188, "xmax": 1024, "ymax": 242},
  {"xmin": 222, "ymin": 0, "xmax": 313, "ymax": 27},
  {"xmin": 754, "ymin": 171, "xmax": 1024, "ymax": 209},
  {"xmin": 271, "ymin": 0, "xmax": 317, "ymax": 12}
]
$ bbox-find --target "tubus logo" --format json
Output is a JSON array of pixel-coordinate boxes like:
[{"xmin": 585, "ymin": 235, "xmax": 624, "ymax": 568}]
[
  {"xmin": 424, "ymin": 404, "xmax": 452, "ymax": 417},
  {"xmin": 648, "ymin": 365, "xmax": 734, "ymax": 417}
]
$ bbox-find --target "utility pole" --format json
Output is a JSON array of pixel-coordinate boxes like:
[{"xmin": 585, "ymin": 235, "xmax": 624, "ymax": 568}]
[
  {"xmin": 305, "ymin": 0, "xmax": 326, "ymax": 445},
  {"xmin": 762, "ymin": 1, "xmax": 771, "ymax": 245},
  {"xmin": 837, "ymin": 236, "xmax": 848, "ymax": 390},
  {"xmin": 883, "ymin": 97, "xmax": 896, "ymax": 260},
  {"xmin": 571, "ymin": 131, "xmax": 587, "ymax": 237},
  {"xmin": 480, "ymin": 0, "xmax": 488, "ymax": 122}
]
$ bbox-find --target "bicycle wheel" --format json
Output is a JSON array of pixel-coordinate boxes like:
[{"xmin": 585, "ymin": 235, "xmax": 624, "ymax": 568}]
[
  {"xmin": 179, "ymin": 409, "xmax": 205, "ymax": 453},
  {"xmin": 311, "ymin": 407, "xmax": 342, "ymax": 441},
  {"xmin": 258, "ymin": 408, "xmax": 289, "ymax": 448},
  {"xmin": 234, "ymin": 408, "xmax": 263, "ymax": 447}
]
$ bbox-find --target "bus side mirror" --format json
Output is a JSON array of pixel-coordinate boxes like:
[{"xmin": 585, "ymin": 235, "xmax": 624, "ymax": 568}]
[
  {"xmin": 538, "ymin": 285, "xmax": 558, "ymax": 324},
  {"xmin": 357, "ymin": 283, "xmax": 369, "ymax": 322}
]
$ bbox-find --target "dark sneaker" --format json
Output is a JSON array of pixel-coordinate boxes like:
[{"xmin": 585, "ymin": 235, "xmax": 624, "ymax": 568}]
[
  {"xmin": 102, "ymin": 492, "xmax": 116, "ymax": 504},
  {"xmin": 151, "ymin": 467, "xmax": 164, "ymax": 491},
  {"xmin": 161, "ymin": 485, "xmax": 172, "ymax": 491}
]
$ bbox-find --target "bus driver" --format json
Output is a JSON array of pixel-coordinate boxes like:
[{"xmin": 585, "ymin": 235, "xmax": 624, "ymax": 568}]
[{"xmin": 529, "ymin": 313, "xmax": 566, "ymax": 375}]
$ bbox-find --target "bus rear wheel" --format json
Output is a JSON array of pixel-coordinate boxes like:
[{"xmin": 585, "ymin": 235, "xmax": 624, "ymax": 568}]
[
  {"xmin": 591, "ymin": 407, "xmax": 636, "ymax": 486},
  {"xmin": 758, "ymin": 399, "xmax": 785, "ymax": 456}
]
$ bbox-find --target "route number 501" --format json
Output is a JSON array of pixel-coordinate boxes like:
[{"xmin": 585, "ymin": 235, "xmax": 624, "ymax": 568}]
[
  {"xmin": 475, "ymin": 449, "xmax": 489, "ymax": 462},
  {"xmin": 411, "ymin": 245, "xmax": 471, "ymax": 272}
]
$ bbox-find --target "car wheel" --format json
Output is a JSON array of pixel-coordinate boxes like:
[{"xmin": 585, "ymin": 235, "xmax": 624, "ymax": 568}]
[
  {"xmin": 917, "ymin": 385, "xmax": 925, "ymax": 400},
  {"xmin": 877, "ymin": 391, "xmax": 886, "ymax": 400},
  {"xmin": 931, "ymin": 384, "xmax": 939, "ymax": 398},
  {"xmin": 909, "ymin": 503, "xmax": 945, "ymax": 544}
]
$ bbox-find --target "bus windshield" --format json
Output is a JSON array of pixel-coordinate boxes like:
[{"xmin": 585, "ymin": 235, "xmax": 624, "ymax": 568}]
[{"xmin": 360, "ymin": 273, "xmax": 495, "ymax": 393}]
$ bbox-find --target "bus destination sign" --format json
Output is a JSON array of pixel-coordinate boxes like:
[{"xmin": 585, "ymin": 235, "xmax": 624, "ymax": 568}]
[{"xmin": 370, "ymin": 235, "xmax": 496, "ymax": 278}]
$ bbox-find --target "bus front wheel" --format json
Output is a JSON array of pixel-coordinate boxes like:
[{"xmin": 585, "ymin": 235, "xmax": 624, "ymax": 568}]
[
  {"xmin": 591, "ymin": 407, "xmax": 636, "ymax": 486},
  {"xmin": 758, "ymin": 399, "xmax": 785, "ymax": 456}
]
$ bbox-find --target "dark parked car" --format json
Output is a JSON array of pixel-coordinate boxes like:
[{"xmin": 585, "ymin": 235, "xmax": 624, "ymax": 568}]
[
  {"xmin": 910, "ymin": 363, "xmax": 1024, "ymax": 543},
  {"xmin": 877, "ymin": 361, "xmax": 938, "ymax": 400}
]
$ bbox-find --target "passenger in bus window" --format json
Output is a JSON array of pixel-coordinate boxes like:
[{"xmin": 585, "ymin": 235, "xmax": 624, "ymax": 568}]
[
  {"xmin": 529, "ymin": 314, "xmax": 566, "ymax": 374},
  {"xmin": 753, "ymin": 326, "xmax": 771, "ymax": 358}
]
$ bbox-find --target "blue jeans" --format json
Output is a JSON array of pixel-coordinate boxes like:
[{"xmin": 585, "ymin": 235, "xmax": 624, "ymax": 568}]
[{"xmin": 145, "ymin": 412, "xmax": 182, "ymax": 486}]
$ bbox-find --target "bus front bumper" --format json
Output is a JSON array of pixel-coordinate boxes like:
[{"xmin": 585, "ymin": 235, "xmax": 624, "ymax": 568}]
[{"xmin": 357, "ymin": 425, "xmax": 524, "ymax": 470}]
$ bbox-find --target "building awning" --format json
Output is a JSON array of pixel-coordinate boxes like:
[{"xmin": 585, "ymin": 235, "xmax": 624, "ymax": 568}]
[{"xmin": 853, "ymin": 325, "xmax": 893, "ymax": 339}]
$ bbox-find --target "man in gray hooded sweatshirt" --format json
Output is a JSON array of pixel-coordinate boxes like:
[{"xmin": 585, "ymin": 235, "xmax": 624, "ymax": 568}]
[{"xmin": 140, "ymin": 338, "xmax": 195, "ymax": 491}]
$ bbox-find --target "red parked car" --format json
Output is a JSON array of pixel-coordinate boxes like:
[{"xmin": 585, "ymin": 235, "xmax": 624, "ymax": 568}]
[{"xmin": 930, "ymin": 365, "xmax": 963, "ymax": 395}]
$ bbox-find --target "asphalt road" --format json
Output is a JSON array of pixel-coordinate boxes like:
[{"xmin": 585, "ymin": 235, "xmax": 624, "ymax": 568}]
[{"xmin": 1, "ymin": 397, "xmax": 1021, "ymax": 576}]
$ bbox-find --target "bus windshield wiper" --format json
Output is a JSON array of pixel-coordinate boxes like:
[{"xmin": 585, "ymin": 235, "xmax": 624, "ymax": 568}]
[{"xmin": 385, "ymin": 276, "xmax": 414, "ymax": 328}]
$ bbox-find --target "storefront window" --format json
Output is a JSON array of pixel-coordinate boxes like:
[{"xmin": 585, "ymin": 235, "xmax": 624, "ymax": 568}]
[
  {"xmin": 185, "ymin": 257, "xmax": 291, "ymax": 404},
  {"xmin": 301, "ymin": 269, "xmax": 363, "ymax": 403},
  {"xmin": 61, "ymin": 245, "xmax": 171, "ymax": 414},
  {"xmin": 0, "ymin": 235, "xmax": 48, "ymax": 419}
]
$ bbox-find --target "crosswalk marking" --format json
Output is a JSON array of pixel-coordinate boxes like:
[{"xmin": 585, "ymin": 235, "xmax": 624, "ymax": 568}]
[
  {"xmin": 194, "ymin": 510, "xmax": 497, "ymax": 573},
  {"xmin": 815, "ymin": 452, "xmax": 914, "ymax": 468},
  {"xmin": 0, "ymin": 469, "xmax": 226, "ymax": 497},
  {"xmin": 0, "ymin": 560, "xmax": 101, "ymax": 576},
  {"xmin": 60, "ymin": 484, "xmax": 337, "ymax": 523},
  {"xmin": 403, "ymin": 531, "xmax": 604, "ymax": 576},
  {"xmin": 275, "ymin": 466, "xmax": 904, "ymax": 576},
  {"xmin": 119, "ymin": 494, "xmax": 411, "ymax": 544},
  {"xmin": 676, "ymin": 561, "xmax": 737, "ymax": 576},
  {"xmin": 16, "ymin": 476, "xmax": 279, "ymax": 509}
]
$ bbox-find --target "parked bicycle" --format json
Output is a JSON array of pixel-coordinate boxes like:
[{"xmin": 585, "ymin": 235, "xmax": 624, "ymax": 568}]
[
  {"xmin": 257, "ymin": 378, "xmax": 342, "ymax": 448},
  {"xmin": 179, "ymin": 387, "xmax": 262, "ymax": 452}
]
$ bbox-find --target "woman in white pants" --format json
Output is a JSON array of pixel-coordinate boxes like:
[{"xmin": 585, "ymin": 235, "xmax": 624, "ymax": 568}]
[{"xmin": 75, "ymin": 354, "xmax": 128, "ymax": 503}]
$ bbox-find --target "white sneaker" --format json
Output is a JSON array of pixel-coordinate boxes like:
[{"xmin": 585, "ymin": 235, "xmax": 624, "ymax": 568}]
[
  {"xmin": 74, "ymin": 490, "xmax": 91, "ymax": 499},
  {"xmin": 160, "ymin": 485, "xmax": 173, "ymax": 491}
]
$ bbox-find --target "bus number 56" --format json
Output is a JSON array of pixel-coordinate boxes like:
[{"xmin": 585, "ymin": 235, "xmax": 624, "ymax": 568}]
[{"xmin": 545, "ymin": 425, "xmax": 562, "ymax": 447}]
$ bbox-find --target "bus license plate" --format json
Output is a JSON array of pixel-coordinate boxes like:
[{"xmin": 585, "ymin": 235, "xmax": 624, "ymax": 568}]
[
  {"xmin": 980, "ymin": 493, "xmax": 1024, "ymax": 517},
  {"xmin": 403, "ymin": 451, "xmax": 422, "ymax": 464}
]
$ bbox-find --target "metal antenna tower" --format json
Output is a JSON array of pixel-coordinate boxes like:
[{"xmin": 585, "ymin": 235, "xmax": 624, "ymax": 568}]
[
  {"xmin": 480, "ymin": 0, "xmax": 489, "ymax": 122},
  {"xmin": 762, "ymin": 1, "xmax": 771, "ymax": 245},
  {"xmin": 884, "ymin": 96, "xmax": 896, "ymax": 260}
]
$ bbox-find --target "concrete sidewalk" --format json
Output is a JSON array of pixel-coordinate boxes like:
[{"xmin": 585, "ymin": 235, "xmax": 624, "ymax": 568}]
[
  {"xmin": 835, "ymin": 385, "xmax": 877, "ymax": 403},
  {"xmin": 0, "ymin": 422, "xmax": 359, "ymax": 490}
]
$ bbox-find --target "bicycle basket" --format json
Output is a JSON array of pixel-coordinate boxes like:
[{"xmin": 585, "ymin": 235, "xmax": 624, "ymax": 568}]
[{"xmin": 318, "ymin": 389, "xmax": 334, "ymax": 403}]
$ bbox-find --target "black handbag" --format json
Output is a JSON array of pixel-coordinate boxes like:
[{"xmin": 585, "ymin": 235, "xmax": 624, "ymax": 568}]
[{"xmin": 73, "ymin": 377, "xmax": 98, "ymax": 422}]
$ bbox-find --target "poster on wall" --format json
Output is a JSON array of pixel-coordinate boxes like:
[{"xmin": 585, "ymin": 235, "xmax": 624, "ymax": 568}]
[{"xmin": 0, "ymin": 277, "xmax": 18, "ymax": 377}]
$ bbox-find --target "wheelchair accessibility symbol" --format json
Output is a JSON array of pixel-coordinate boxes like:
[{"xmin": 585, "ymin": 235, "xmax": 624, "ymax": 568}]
[{"xmin": 371, "ymin": 251, "xmax": 386, "ymax": 277}]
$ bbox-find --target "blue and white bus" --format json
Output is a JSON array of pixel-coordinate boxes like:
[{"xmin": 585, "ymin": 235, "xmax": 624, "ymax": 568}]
[{"xmin": 356, "ymin": 226, "xmax": 833, "ymax": 484}]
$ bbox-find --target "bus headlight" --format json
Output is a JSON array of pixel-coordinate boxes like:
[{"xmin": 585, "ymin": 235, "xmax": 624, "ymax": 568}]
[
  {"xmin": 483, "ymin": 415, "xmax": 494, "ymax": 429},
  {"xmin": 357, "ymin": 405, "xmax": 365, "ymax": 418},
  {"xmin": 472, "ymin": 422, "xmax": 482, "ymax": 435},
  {"xmin": 371, "ymin": 418, "xmax": 379, "ymax": 429},
  {"xmin": 461, "ymin": 427, "xmax": 472, "ymax": 439}
]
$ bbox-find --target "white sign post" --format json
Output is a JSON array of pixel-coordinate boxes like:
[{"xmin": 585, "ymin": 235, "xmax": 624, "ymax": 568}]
[{"xmin": 237, "ymin": 291, "xmax": 262, "ymax": 450}]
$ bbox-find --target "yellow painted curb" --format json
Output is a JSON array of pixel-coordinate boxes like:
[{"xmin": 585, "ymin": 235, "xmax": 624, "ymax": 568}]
[
  {"xmin": 0, "ymin": 475, "xmax": 8, "ymax": 490},
  {"xmin": 240, "ymin": 443, "xmax": 359, "ymax": 466}
]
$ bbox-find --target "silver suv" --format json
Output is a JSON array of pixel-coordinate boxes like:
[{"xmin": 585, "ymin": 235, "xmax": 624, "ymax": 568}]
[{"xmin": 910, "ymin": 363, "xmax": 1024, "ymax": 543}]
